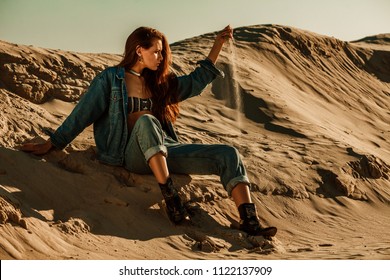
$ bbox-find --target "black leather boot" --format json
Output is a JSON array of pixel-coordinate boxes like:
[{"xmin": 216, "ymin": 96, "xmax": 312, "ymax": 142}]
[
  {"xmin": 159, "ymin": 178, "xmax": 187, "ymax": 224},
  {"xmin": 238, "ymin": 203, "xmax": 277, "ymax": 237}
]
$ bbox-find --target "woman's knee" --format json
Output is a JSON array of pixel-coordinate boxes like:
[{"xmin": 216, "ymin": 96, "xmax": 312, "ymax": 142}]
[
  {"xmin": 134, "ymin": 114, "xmax": 160, "ymax": 128},
  {"xmin": 132, "ymin": 114, "xmax": 162, "ymax": 135},
  {"xmin": 218, "ymin": 145, "xmax": 241, "ymax": 165}
]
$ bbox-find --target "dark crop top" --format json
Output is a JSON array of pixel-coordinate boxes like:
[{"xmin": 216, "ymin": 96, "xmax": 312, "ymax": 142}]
[{"xmin": 128, "ymin": 96, "xmax": 153, "ymax": 114}]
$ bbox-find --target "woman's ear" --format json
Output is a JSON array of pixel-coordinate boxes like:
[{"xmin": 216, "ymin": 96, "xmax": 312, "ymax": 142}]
[
  {"xmin": 135, "ymin": 45, "xmax": 144, "ymax": 63},
  {"xmin": 135, "ymin": 45, "xmax": 142, "ymax": 56}
]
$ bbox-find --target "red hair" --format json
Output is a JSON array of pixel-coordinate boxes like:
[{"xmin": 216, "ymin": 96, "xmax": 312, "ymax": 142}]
[{"xmin": 117, "ymin": 27, "xmax": 179, "ymax": 123}]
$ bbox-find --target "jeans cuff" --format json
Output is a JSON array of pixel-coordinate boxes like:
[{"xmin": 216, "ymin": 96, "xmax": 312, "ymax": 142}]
[
  {"xmin": 226, "ymin": 175, "xmax": 251, "ymax": 196},
  {"xmin": 144, "ymin": 145, "xmax": 168, "ymax": 162}
]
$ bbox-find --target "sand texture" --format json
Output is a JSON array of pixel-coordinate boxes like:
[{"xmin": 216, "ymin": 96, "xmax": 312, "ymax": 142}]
[{"xmin": 1, "ymin": 24, "xmax": 390, "ymax": 259}]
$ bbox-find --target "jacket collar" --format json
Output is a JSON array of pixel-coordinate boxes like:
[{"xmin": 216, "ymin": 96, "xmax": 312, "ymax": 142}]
[{"xmin": 115, "ymin": 66, "xmax": 125, "ymax": 80}]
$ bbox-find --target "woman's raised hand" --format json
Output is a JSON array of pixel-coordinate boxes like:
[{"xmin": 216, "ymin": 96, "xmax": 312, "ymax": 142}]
[
  {"xmin": 207, "ymin": 25, "xmax": 234, "ymax": 64},
  {"xmin": 215, "ymin": 25, "xmax": 234, "ymax": 44}
]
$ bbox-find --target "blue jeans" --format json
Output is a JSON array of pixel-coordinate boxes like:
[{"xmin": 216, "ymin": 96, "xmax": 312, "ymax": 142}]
[{"xmin": 124, "ymin": 115, "xmax": 250, "ymax": 195}]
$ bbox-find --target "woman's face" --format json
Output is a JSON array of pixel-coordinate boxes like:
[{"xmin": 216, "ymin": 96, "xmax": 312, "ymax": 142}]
[{"xmin": 139, "ymin": 39, "xmax": 163, "ymax": 71}]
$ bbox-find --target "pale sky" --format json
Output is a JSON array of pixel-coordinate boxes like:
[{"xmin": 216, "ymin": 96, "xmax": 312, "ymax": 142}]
[{"xmin": 0, "ymin": 0, "xmax": 389, "ymax": 54}]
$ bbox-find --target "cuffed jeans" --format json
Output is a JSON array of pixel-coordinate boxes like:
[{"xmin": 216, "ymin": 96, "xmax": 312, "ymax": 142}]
[{"xmin": 124, "ymin": 114, "xmax": 250, "ymax": 195}]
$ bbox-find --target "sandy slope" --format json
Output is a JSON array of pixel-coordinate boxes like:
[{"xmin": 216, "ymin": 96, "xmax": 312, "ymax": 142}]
[{"xmin": 1, "ymin": 24, "xmax": 390, "ymax": 259}]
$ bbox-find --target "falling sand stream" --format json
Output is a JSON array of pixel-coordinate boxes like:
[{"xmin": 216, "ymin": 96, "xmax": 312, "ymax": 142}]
[{"xmin": 226, "ymin": 38, "xmax": 244, "ymax": 132}]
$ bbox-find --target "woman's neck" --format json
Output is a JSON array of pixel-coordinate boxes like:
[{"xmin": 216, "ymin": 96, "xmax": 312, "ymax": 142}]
[{"xmin": 130, "ymin": 63, "xmax": 144, "ymax": 75}]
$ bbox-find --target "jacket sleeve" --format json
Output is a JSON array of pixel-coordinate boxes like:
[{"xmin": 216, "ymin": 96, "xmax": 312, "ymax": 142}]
[
  {"xmin": 177, "ymin": 59, "xmax": 224, "ymax": 102},
  {"xmin": 49, "ymin": 70, "xmax": 110, "ymax": 149}
]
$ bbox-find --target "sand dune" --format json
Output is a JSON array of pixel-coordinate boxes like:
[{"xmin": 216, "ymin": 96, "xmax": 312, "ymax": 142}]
[{"xmin": 1, "ymin": 24, "xmax": 390, "ymax": 259}]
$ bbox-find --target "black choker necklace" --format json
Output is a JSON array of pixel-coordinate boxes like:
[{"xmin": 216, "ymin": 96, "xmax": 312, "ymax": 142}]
[{"xmin": 127, "ymin": 69, "xmax": 141, "ymax": 77}]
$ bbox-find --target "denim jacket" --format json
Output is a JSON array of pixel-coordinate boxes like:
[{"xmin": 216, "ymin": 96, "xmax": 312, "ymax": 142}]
[{"xmin": 49, "ymin": 59, "xmax": 224, "ymax": 166}]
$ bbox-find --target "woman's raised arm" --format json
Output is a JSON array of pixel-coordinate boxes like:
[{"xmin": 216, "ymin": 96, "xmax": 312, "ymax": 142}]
[{"xmin": 207, "ymin": 25, "xmax": 233, "ymax": 64}]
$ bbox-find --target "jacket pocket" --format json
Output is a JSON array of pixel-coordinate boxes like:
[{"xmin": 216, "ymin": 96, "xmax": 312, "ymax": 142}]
[{"xmin": 109, "ymin": 90, "xmax": 123, "ymax": 116}]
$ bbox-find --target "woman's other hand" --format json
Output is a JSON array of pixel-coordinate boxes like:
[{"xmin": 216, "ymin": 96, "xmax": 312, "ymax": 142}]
[{"xmin": 20, "ymin": 139, "xmax": 53, "ymax": 155}]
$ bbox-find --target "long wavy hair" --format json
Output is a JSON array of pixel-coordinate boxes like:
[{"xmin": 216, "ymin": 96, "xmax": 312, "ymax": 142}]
[{"xmin": 117, "ymin": 27, "xmax": 179, "ymax": 123}]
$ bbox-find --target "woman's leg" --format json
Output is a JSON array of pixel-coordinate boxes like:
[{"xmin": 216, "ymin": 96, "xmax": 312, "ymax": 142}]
[
  {"xmin": 124, "ymin": 114, "xmax": 171, "ymax": 184},
  {"xmin": 124, "ymin": 114, "xmax": 187, "ymax": 223},
  {"xmin": 165, "ymin": 141, "xmax": 277, "ymax": 236},
  {"xmin": 165, "ymin": 142, "xmax": 250, "ymax": 195},
  {"xmin": 124, "ymin": 117, "xmax": 276, "ymax": 235},
  {"xmin": 231, "ymin": 182, "xmax": 252, "ymax": 207},
  {"xmin": 125, "ymin": 115, "xmax": 249, "ymax": 193},
  {"xmin": 148, "ymin": 152, "xmax": 170, "ymax": 184},
  {"xmin": 124, "ymin": 114, "xmax": 167, "ymax": 175}
]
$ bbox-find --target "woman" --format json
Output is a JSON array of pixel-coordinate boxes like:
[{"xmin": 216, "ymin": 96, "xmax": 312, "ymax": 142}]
[{"xmin": 22, "ymin": 26, "xmax": 277, "ymax": 237}]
